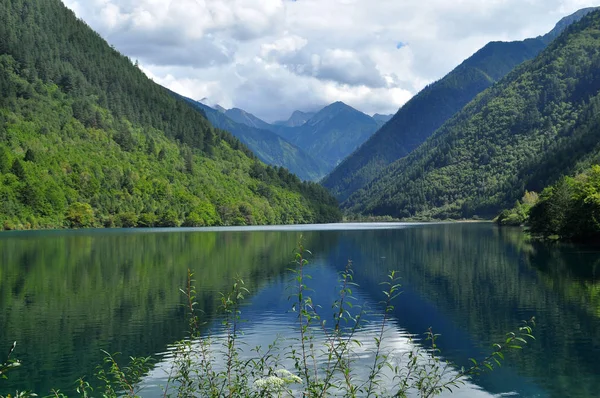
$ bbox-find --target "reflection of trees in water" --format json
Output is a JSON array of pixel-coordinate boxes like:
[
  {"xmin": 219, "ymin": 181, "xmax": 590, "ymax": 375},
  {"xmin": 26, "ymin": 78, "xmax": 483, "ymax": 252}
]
[
  {"xmin": 2, "ymin": 225, "xmax": 600, "ymax": 398},
  {"xmin": 0, "ymin": 230, "xmax": 334, "ymax": 395},
  {"xmin": 321, "ymin": 224, "xmax": 600, "ymax": 398}
]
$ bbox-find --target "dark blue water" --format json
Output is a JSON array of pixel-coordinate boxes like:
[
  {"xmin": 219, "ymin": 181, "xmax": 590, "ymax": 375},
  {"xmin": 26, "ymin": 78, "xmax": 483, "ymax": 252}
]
[{"xmin": 1, "ymin": 223, "xmax": 599, "ymax": 397}]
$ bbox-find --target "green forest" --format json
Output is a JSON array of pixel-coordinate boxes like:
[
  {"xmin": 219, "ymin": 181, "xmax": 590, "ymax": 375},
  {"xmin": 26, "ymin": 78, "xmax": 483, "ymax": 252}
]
[
  {"xmin": 322, "ymin": 8, "xmax": 596, "ymax": 204},
  {"xmin": 498, "ymin": 165, "xmax": 600, "ymax": 242},
  {"xmin": 323, "ymin": 38, "xmax": 547, "ymax": 201},
  {"xmin": 0, "ymin": 0, "xmax": 341, "ymax": 229},
  {"xmin": 343, "ymin": 10, "xmax": 600, "ymax": 221}
]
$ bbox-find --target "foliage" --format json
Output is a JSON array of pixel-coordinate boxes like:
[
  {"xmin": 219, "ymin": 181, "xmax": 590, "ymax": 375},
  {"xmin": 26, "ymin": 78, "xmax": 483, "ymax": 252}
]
[
  {"xmin": 1, "ymin": 243, "xmax": 535, "ymax": 398},
  {"xmin": 495, "ymin": 190, "xmax": 539, "ymax": 226},
  {"xmin": 526, "ymin": 165, "xmax": 600, "ymax": 241},
  {"xmin": 0, "ymin": 342, "xmax": 19, "ymax": 381},
  {"xmin": 0, "ymin": 0, "xmax": 341, "ymax": 229},
  {"xmin": 322, "ymin": 37, "xmax": 548, "ymax": 202},
  {"xmin": 323, "ymin": 8, "xmax": 597, "ymax": 203},
  {"xmin": 498, "ymin": 164, "xmax": 600, "ymax": 240},
  {"xmin": 343, "ymin": 10, "xmax": 600, "ymax": 221}
]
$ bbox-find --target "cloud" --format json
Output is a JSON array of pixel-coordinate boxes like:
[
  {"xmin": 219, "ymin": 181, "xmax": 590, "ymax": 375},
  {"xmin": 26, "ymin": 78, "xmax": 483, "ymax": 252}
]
[{"xmin": 63, "ymin": 0, "xmax": 599, "ymax": 121}]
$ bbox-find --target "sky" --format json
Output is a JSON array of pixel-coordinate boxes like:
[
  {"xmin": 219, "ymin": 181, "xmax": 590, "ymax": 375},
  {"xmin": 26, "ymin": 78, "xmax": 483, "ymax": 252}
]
[{"xmin": 63, "ymin": 0, "xmax": 598, "ymax": 122}]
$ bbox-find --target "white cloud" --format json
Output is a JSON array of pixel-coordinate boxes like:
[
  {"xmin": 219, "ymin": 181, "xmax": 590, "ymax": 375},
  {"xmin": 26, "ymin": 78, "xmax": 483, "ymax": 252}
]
[{"xmin": 63, "ymin": 0, "xmax": 599, "ymax": 121}]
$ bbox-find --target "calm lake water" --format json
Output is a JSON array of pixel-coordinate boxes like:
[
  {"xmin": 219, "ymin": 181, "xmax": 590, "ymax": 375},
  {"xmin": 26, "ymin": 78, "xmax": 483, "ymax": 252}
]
[{"xmin": 1, "ymin": 223, "xmax": 600, "ymax": 397}]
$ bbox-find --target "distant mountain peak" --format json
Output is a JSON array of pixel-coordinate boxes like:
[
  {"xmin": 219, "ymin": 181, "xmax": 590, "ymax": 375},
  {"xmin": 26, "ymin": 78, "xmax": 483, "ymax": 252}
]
[
  {"xmin": 372, "ymin": 113, "xmax": 394, "ymax": 125},
  {"xmin": 224, "ymin": 107, "xmax": 272, "ymax": 130},
  {"xmin": 274, "ymin": 110, "xmax": 316, "ymax": 127},
  {"xmin": 325, "ymin": 101, "xmax": 353, "ymax": 111}
]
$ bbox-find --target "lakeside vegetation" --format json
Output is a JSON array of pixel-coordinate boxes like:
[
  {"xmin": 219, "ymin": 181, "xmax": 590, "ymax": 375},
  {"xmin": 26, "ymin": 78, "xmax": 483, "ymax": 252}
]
[{"xmin": 497, "ymin": 164, "xmax": 600, "ymax": 242}]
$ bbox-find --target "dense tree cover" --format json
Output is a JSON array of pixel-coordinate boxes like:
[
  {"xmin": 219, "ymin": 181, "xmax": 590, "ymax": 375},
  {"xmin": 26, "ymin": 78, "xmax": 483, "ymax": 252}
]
[
  {"xmin": 502, "ymin": 165, "xmax": 600, "ymax": 241},
  {"xmin": 183, "ymin": 98, "xmax": 329, "ymax": 181},
  {"xmin": 0, "ymin": 0, "xmax": 340, "ymax": 229},
  {"xmin": 322, "ymin": 8, "xmax": 597, "ymax": 202},
  {"xmin": 344, "ymin": 10, "xmax": 600, "ymax": 220},
  {"xmin": 322, "ymin": 39, "xmax": 547, "ymax": 201},
  {"xmin": 495, "ymin": 191, "xmax": 539, "ymax": 226}
]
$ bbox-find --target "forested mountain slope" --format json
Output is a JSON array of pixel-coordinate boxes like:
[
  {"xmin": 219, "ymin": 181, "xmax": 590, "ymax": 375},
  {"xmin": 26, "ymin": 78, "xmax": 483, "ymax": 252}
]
[
  {"xmin": 184, "ymin": 99, "xmax": 329, "ymax": 181},
  {"xmin": 0, "ymin": 0, "xmax": 340, "ymax": 229},
  {"xmin": 322, "ymin": 8, "xmax": 597, "ymax": 201},
  {"xmin": 344, "ymin": 10, "xmax": 600, "ymax": 220}
]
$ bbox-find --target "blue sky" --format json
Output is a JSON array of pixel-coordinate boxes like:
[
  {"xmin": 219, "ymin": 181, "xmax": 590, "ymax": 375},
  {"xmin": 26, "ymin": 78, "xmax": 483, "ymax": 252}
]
[{"xmin": 64, "ymin": 0, "xmax": 598, "ymax": 122}]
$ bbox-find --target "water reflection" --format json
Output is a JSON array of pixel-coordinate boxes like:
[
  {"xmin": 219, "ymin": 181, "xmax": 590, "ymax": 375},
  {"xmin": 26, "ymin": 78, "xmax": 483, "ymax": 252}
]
[
  {"xmin": 141, "ymin": 263, "xmax": 505, "ymax": 397},
  {"xmin": 1, "ymin": 224, "xmax": 600, "ymax": 397}
]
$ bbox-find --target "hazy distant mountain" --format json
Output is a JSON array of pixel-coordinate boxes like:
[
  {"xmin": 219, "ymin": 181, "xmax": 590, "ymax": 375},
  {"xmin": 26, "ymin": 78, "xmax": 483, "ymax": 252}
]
[
  {"xmin": 218, "ymin": 103, "xmax": 381, "ymax": 171},
  {"xmin": 273, "ymin": 102, "xmax": 381, "ymax": 170},
  {"xmin": 274, "ymin": 110, "xmax": 317, "ymax": 127},
  {"xmin": 184, "ymin": 100, "xmax": 329, "ymax": 181},
  {"xmin": 214, "ymin": 104, "xmax": 226, "ymax": 113},
  {"xmin": 322, "ymin": 7, "xmax": 596, "ymax": 202},
  {"xmin": 225, "ymin": 108, "xmax": 273, "ymax": 131},
  {"xmin": 372, "ymin": 113, "xmax": 394, "ymax": 127}
]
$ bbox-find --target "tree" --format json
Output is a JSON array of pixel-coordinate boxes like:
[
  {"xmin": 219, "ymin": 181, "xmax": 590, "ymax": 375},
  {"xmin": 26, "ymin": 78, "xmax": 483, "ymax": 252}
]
[
  {"xmin": 66, "ymin": 202, "xmax": 95, "ymax": 228},
  {"xmin": 10, "ymin": 158, "xmax": 25, "ymax": 179}
]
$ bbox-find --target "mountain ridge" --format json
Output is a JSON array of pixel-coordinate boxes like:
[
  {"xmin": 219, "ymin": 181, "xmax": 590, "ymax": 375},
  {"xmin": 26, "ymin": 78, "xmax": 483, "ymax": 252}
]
[
  {"xmin": 272, "ymin": 101, "xmax": 381, "ymax": 170},
  {"xmin": 322, "ymin": 7, "xmax": 596, "ymax": 202},
  {"xmin": 212, "ymin": 101, "xmax": 384, "ymax": 172},
  {"xmin": 183, "ymin": 99, "xmax": 329, "ymax": 181},
  {"xmin": 343, "ymin": 9, "xmax": 600, "ymax": 220}
]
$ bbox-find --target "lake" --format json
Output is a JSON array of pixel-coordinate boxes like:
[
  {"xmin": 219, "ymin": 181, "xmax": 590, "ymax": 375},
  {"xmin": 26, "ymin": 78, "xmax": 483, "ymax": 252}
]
[{"xmin": 1, "ymin": 223, "xmax": 600, "ymax": 397}]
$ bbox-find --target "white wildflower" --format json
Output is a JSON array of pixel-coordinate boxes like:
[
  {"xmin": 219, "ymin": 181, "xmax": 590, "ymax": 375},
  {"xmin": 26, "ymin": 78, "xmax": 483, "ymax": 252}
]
[{"xmin": 275, "ymin": 369, "xmax": 302, "ymax": 384}]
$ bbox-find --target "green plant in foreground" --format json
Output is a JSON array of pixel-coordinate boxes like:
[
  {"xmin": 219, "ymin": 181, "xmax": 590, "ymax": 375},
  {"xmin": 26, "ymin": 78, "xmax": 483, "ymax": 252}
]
[{"xmin": 1, "ymin": 243, "xmax": 535, "ymax": 397}]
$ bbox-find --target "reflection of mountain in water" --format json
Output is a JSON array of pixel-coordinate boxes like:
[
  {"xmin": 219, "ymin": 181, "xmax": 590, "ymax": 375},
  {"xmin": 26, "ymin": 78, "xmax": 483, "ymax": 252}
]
[
  {"xmin": 2, "ymin": 224, "xmax": 600, "ymax": 398},
  {"xmin": 141, "ymin": 263, "xmax": 514, "ymax": 398},
  {"xmin": 313, "ymin": 224, "xmax": 600, "ymax": 398}
]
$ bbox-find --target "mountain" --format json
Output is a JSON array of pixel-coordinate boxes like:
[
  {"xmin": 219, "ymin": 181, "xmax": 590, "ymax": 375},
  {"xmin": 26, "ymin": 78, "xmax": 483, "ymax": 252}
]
[
  {"xmin": 214, "ymin": 104, "xmax": 227, "ymax": 113},
  {"xmin": 540, "ymin": 7, "xmax": 599, "ymax": 43},
  {"xmin": 322, "ymin": 8, "xmax": 596, "ymax": 202},
  {"xmin": 343, "ymin": 10, "xmax": 600, "ymax": 220},
  {"xmin": 0, "ymin": 0, "xmax": 341, "ymax": 229},
  {"xmin": 213, "ymin": 103, "xmax": 382, "ymax": 172},
  {"xmin": 274, "ymin": 102, "xmax": 381, "ymax": 170},
  {"xmin": 224, "ymin": 107, "xmax": 273, "ymax": 131},
  {"xmin": 372, "ymin": 113, "xmax": 394, "ymax": 126},
  {"xmin": 274, "ymin": 110, "xmax": 317, "ymax": 127},
  {"xmin": 183, "ymin": 99, "xmax": 329, "ymax": 181}
]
